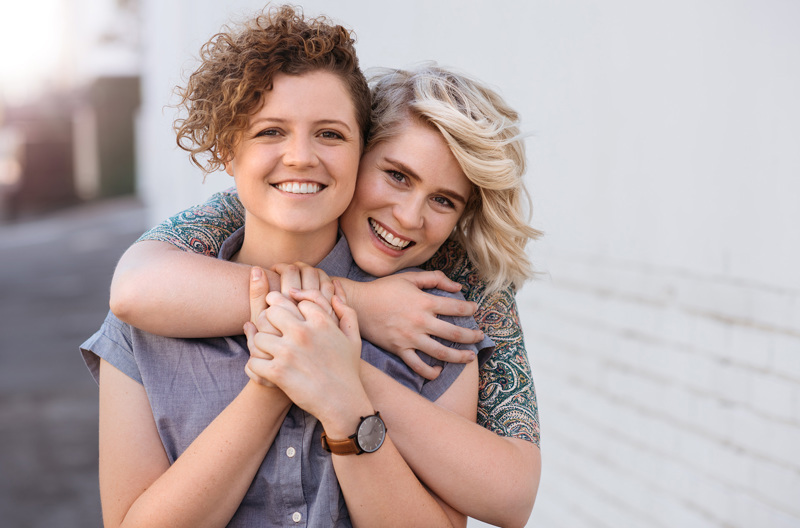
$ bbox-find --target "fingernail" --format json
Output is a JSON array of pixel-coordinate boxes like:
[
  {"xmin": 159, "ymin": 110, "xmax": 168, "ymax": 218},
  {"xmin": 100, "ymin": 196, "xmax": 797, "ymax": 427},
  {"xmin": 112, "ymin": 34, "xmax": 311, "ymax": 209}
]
[{"xmin": 251, "ymin": 267, "xmax": 262, "ymax": 281}]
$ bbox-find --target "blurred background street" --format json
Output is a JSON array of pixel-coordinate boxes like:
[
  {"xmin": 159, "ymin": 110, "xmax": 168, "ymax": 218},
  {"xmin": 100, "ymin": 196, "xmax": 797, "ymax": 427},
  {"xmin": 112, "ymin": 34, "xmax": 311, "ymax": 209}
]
[{"xmin": 0, "ymin": 197, "xmax": 145, "ymax": 527}]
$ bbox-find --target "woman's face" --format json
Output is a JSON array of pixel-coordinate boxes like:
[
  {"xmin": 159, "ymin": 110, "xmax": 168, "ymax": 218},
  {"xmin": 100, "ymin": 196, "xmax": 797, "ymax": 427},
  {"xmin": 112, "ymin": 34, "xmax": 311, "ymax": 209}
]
[
  {"xmin": 340, "ymin": 120, "xmax": 473, "ymax": 277},
  {"xmin": 226, "ymin": 71, "xmax": 361, "ymax": 239}
]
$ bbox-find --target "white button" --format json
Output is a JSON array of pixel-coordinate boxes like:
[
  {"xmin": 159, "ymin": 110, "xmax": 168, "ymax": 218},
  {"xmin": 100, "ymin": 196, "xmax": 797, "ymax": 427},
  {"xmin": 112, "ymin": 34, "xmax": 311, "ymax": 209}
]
[
  {"xmin": 292, "ymin": 511, "xmax": 302, "ymax": 523},
  {"xmin": 286, "ymin": 446, "xmax": 296, "ymax": 458}
]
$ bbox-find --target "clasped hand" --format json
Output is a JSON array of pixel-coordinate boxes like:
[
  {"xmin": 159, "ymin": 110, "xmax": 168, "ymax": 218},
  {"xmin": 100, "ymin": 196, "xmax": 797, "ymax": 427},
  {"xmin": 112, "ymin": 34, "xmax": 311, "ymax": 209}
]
[{"xmin": 244, "ymin": 264, "xmax": 362, "ymax": 421}]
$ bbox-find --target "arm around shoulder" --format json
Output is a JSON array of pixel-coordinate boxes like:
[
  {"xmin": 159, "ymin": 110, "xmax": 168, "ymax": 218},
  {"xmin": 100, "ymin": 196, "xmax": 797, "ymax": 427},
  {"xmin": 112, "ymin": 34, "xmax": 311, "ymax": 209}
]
[{"xmin": 109, "ymin": 240, "xmax": 253, "ymax": 337}]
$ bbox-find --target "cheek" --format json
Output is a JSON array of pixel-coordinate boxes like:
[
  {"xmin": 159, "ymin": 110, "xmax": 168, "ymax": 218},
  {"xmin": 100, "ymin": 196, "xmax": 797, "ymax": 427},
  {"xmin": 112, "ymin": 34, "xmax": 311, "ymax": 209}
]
[{"xmin": 428, "ymin": 217, "xmax": 460, "ymax": 247}]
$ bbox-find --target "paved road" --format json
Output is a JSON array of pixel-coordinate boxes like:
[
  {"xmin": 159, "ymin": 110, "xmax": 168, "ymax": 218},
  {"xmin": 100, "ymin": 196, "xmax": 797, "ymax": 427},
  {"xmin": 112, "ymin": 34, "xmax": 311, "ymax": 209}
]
[{"xmin": 0, "ymin": 197, "xmax": 147, "ymax": 527}]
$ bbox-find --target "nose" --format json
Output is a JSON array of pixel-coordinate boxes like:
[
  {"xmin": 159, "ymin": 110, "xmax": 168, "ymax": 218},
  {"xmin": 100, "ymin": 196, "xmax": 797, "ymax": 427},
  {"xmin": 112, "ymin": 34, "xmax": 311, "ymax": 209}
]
[
  {"xmin": 393, "ymin": 194, "xmax": 425, "ymax": 231},
  {"xmin": 282, "ymin": 134, "xmax": 319, "ymax": 168}
]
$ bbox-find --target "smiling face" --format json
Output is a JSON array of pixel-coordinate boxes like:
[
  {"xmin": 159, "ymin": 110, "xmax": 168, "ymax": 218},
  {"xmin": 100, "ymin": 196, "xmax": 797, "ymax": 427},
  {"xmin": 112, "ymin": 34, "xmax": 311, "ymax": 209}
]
[
  {"xmin": 339, "ymin": 119, "xmax": 473, "ymax": 277},
  {"xmin": 226, "ymin": 71, "xmax": 361, "ymax": 263}
]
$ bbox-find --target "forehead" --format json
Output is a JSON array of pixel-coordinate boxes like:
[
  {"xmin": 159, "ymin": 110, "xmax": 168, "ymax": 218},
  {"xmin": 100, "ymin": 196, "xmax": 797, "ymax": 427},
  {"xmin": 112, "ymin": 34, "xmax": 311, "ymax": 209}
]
[{"xmin": 253, "ymin": 71, "xmax": 358, "ymax": 125}]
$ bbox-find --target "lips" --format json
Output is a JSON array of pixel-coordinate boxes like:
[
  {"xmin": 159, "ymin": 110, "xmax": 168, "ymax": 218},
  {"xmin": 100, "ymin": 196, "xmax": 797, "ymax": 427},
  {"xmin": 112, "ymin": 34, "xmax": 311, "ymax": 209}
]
[
  {"xmin": 369, "ymin": 218, "xmax": 413, "ymax": 250},
  {"xmin": 273, "ymin": 182, "xmax": 324, "ymax": 194}
]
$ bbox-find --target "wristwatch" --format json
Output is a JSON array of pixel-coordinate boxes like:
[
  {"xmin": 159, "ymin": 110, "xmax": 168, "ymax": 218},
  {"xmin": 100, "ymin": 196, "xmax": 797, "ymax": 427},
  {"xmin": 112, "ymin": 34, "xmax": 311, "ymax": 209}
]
[{"xmin": 321, "ymin": 412, "xmax": 386, "ymax": 455}]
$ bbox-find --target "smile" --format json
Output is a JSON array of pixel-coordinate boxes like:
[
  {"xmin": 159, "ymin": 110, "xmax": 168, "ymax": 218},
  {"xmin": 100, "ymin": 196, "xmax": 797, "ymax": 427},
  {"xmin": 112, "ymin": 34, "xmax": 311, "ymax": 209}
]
[
  {"xmin": 369, "ymin": 219, "xmax": 412, "ymax": 250},
  {"xmin": 273, "ymin": 182, "xmax": 324, "ymax": 194}
]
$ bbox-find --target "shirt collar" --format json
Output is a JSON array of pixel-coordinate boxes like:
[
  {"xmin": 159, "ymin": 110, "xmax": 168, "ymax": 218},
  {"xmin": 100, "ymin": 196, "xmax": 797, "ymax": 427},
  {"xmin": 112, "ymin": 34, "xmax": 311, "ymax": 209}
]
[{"xmin": 218, "ymin": 227, "xmax": 357, "ymax": 279}]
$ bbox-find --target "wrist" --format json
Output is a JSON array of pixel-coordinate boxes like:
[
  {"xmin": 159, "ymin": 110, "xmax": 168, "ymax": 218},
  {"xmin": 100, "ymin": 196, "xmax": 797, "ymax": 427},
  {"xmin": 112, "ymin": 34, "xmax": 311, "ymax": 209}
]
[{"xmin": 319, "ymin": 390, "xmax": 374, "ymax": 438}]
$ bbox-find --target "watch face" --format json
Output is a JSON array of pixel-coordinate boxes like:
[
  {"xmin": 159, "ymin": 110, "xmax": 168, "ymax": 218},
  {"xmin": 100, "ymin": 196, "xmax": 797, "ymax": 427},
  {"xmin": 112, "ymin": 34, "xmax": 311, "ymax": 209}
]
[{"xmin": 357, "ymin": 414, "xmax": 386, "ymax": 453}]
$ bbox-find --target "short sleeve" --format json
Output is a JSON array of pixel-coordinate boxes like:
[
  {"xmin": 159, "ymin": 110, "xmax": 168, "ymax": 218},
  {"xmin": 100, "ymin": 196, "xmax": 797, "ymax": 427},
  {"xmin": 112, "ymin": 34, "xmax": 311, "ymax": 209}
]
[
  {"xmin": 80, "ymin": 311, "xmax": 142, "ymax": 385},
  {"xmin": 136, "ymin": 188, "xmax": 245, "ymax": 257},
  {"xmin": 423, "ymin": 239, "xmax": 540, "ymax": 446}
]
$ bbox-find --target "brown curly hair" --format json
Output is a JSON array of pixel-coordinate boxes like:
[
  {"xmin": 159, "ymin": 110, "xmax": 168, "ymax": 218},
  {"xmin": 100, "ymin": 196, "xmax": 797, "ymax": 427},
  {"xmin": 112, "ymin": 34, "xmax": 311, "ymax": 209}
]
[{"xmin": 174, "ymin": 4, "xmax": 371, "ymax": 173}]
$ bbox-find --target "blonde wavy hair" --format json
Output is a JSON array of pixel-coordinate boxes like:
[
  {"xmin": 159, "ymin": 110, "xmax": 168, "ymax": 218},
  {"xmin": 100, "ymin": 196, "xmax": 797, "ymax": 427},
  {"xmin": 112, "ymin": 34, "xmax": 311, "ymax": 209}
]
[{"xmin": 367, "ymin": 64, "xmax": 541, "ymax": 293}]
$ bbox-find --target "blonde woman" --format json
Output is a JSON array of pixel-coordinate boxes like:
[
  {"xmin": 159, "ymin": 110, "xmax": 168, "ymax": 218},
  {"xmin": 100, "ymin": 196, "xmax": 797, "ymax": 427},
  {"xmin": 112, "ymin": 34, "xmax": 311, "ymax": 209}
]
[{"xmin": 112, "ymin": 64, "xmax": 542, "ymax": 527}]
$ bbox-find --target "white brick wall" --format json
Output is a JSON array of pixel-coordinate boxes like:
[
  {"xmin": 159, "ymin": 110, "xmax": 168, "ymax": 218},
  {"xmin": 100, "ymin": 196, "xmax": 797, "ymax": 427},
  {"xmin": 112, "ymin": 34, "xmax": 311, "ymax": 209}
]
[{"xmin": 520, "ymin": 254, "xmax": 800, "ymax": 527}]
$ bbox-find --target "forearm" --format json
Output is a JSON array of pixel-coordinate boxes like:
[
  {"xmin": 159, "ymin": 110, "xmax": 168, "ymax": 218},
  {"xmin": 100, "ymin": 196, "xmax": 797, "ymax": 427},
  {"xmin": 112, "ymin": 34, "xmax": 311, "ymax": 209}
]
[
  {"xmin": 120, "ymin": 382, "xmax": 291, "ymax": 528},
  {"xmin": 333, "ymin": 435, "xmax": 460, "ymax": 528},
  {"xmin": 110, "ymin": 241, "xmax": 252, "ymax": 337},
  {"xmin": 320, "ymin": 390, "xmax": 460, "ymax": 528},
  {"xmin": 361, "ymin": 362, "xmax": 540, "ymax": 528}
]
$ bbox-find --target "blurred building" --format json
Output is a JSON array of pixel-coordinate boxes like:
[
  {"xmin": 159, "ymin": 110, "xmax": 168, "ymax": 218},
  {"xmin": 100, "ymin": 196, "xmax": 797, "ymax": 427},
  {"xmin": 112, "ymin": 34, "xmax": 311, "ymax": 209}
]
[{"xmin": 0, "ymin": 0, "xmax": 140, "ymax": 221}]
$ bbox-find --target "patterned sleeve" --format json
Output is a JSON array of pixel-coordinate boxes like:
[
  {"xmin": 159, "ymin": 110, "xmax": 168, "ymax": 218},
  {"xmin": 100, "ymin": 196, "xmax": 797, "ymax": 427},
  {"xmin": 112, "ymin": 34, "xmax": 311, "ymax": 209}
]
[
  {"xmin": 136, "ymin": 187, "xmax": 245, "ymax": 256},
  {"xmin": 423, "ymin": 239, "xmax": 540, "ymax": 446}
]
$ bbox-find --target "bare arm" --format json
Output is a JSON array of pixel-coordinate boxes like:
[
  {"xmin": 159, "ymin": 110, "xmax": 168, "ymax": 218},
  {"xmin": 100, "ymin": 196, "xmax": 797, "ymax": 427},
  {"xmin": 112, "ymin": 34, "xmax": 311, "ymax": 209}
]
[
  {"xmin": 246, "ymin": 287, "xmax": 465, "ymax": 527},
  {"xmin": 110, "ymin": 240, "xmax": 258, "ymax": 337},
  {"xmin": 98, "ymin": 360, "xmax": 291, "ymax": 528},
  {"xmin": 360, "ymin": 362, "xmax": 540, "ymax": 528}
]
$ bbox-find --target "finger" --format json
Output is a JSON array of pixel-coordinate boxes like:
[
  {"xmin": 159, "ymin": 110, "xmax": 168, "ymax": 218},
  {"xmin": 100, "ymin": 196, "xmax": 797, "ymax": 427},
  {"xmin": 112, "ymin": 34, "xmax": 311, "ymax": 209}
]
[
  {"xmin": 253, "ymin": 308, "xmax": 281, "ymax": 336},
  {"xmin": 414, "ymin": 335, "xmax": 477, "ymax": 364},
  {"xmin": 398, "ymin": 349, "xmax": 444, "ymax": 380},
  {"xmin": 427, "ymin": 294, "xmax": 478, "ymax": 318},
  {"xmin": 249, "ymin": 267, "xmax": 269, "ymax": 324},
  {"xmin": 275, "ymin": 264, "xmax": 303, "ymax": 296},
  {"xmin": 318, "ymin": 269, "xmax": 334, "ymax": 303},
  {"xmin": 296, "ymin": 262, "xmax": 320, "ymax": 292},
  {"xmin": 265, "ymin": 303, "xmax": 309, "ymax": 335},
  {"xmin": 426, "ymin": 318, "xmax": 484, "ymax": 345},
  {"xmin": 245, "ymin": 359, "xmax": 277, "ymax": 388},
  {"xmin": 245, "ymin": 321, "xmax": 275, "ymax": 359},
  {"xmin": 332, "ymin": 281, "xmax": 360, "ymax": 341},
  {"xmin": 288, "ymin": 289, "xmax": 336, "ymax": 322},
  {"xmin": 265, "ymin": 291, "xmax": 303, "ymax": 318},
  {"xmin": 333, "ymin": 279, "xmax": 348, "ymax": 305},
  {"xmin": 264, "ymin": 269, "xmax": 282, "ymax": 292},
  {"xmin": 401, "ymin": 270, "xmax": 462, "ymax": 293}
]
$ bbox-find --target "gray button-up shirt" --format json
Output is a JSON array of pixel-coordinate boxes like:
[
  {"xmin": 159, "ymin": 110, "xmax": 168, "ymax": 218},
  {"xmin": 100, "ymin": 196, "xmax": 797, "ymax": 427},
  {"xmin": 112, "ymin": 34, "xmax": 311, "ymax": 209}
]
[{"xmin": 81, "ymin": 229, "xmax": 493, "ymax": 527}]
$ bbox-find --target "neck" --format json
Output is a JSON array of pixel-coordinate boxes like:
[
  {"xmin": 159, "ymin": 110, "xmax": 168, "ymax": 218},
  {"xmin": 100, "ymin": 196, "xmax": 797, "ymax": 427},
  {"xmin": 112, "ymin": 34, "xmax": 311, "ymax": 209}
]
[{"xmin": 232, "ymin": 214, "xmax": 338, "ymax": 269}]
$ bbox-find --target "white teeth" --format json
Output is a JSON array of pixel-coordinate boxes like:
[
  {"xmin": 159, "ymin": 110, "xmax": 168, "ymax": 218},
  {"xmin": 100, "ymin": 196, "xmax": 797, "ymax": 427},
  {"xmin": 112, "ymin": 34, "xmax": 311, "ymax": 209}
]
[
  {"xmin": 275, "ymin": 182, "xmax": 322, "ymax": 194},
  {"xmin": 369, "ymin": 219, "xmax": 411, "ymax": 250}
]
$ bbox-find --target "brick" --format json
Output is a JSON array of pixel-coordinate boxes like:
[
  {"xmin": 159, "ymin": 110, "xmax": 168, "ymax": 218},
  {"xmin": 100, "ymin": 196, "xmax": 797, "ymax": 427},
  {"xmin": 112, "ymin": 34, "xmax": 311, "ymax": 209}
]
[
  {"xmin": 708, "ymin": 442, "xmax": 754, "ymax": 490},
  {"xmin": 764, "ymin": 421, "xmax": 800, "ymax": 472},
  {"xmin": 677, "ymin": 278, "xmax": 753, "ymax": 325},
  {"xmin": 731, "ymin": 408, "xmax": 774, "ymax": 461},
  {"xmin": 685, "ymin": 472, "xmax": 737, "ymax": 526},
  {"xmin": 728, "ymin": 324, "xmax": 773, "ymax": 370},
  {"xmin": 753, "ymin": 460, "xmax": 800, "ymax": 516},
  {"xmin": 689, "ymin": 394, "xmax": 735, "ymax": 441},
  {"xmin": 753, "ymin": 502, "xmax": 800, "ymax": 528},
  {"xmin": 751, "ymin": 372, "xmax": 796, "ymax": 421},
  {"xmin": 771, "ymin": 335, "xmax": 800, "ymax": 381},
  {"xmin": 692, "ymin": 316, "xmax": 733, "ymax": 358},
  {"xmin": 712, "ymin": 363, "xmax": 753, "ymax": 406},
  {"xmin": 751, "ymin": 288, "xmax": 795, "ymax": 332}
]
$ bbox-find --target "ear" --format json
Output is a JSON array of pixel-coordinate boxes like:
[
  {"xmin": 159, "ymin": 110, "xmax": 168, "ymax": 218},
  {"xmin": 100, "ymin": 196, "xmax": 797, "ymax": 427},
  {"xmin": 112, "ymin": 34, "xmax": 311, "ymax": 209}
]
[{"xmin": 224, "ymin": 159, "xmax": 234, "ymax": 177}]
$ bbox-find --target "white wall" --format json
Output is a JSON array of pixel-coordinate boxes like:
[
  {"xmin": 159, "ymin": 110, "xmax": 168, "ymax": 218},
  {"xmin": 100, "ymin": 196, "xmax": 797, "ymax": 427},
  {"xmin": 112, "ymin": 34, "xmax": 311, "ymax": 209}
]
[{"xmin": 137, "ymin": 1, "xmax": 800, "ymax": 527}]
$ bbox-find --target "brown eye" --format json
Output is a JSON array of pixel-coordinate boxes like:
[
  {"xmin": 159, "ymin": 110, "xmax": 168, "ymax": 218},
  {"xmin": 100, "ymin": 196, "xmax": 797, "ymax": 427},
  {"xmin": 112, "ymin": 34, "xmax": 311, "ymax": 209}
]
[{"xmin": 320, "ymin": 130, "xmax": 344, "ymax": 140}]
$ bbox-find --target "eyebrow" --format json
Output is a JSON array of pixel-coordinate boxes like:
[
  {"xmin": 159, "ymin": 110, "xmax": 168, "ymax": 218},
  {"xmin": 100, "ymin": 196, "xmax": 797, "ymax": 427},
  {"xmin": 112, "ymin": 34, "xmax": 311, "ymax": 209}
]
[
  {"xmin": 385, "ymin": 157, "xmax": 470, "ymax": 206},
  {"xmin": 248, "ymin": 117, "xmax": 353, "ymax": 133}
]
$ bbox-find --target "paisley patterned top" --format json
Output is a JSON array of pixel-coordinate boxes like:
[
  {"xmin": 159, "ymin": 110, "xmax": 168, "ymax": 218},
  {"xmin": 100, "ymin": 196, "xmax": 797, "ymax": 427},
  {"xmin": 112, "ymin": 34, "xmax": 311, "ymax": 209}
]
[{"xmin": 138, "ymin": 188, "xmax": 540, "ymax": 445}]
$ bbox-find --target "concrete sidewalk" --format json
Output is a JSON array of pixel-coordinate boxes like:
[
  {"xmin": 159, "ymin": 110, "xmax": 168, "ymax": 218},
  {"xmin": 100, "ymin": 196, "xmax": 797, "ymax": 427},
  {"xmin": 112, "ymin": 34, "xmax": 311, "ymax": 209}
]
[{"xmin": 0, "ymin": 197, "xmax": 147, "ymax": 527}]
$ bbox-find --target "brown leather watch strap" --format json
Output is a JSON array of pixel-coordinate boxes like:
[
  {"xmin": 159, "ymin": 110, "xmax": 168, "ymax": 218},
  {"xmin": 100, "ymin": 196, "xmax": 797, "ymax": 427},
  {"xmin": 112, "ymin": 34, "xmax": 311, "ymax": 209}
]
[{"xmin": 320, "ymin": 431, "xmax": 361, "ymax": 455}]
